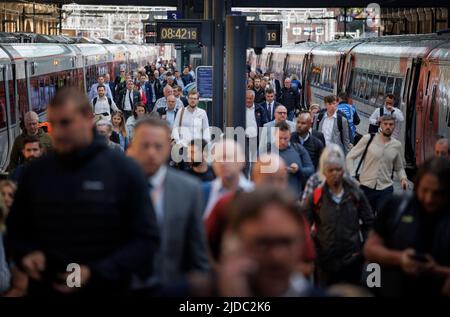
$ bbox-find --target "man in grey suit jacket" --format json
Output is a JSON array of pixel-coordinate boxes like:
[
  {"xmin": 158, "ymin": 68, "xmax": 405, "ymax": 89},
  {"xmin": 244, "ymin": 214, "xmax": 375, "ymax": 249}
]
[
  {"xmin": 259, "ymin": 105, "xmax": 296, "ymax": 154},
  {"xmin": 127, "ymin": 117, "xmax": 209, "ymax": 292},
  {"xmin": 314, "ymin": 95, "xmax": 351, "ymax": 155}
]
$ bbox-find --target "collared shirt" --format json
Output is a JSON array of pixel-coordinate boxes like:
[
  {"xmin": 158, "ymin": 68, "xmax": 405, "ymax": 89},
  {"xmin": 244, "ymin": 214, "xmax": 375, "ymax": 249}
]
[
  {"xmin": 165, "ymin": 109, "xmax": 176, "ymax": 127},
  {"xmin": 149, "ymin": 80, "xmax": 157, "ymax": 103},
  {"xmin": 322, "ymin": 111, "xmax": 337, "ymax": 145},
  {"xmin": 91, "ymin": 96, "xmax": 119, "ymax": 117},
  {"xmin": 266, "ymin": 101, "xmax": 275, "ymax": 121},
  {"xmin": 172, "ymin": 106, "xmax": 211, "ymax": 146},
  {"xmin": 124, "ymin": 90, "xmax": 133, "ymax": 111},
  {"xmin": 153, "ymin": 96, "xmax": 183, "ymax": 111},
  {"xmin": 369, "ymin": 106, "xmax": 405, "ymax": 140},
  {"xmin": 346, "ymin": 133, "xmax": 407, "ymax": 190},
  {"xmin": 148, "ymin": 165, "xmax": 167, "ymax": 225},
  {"xmin": 245, "ymin": 105, "xmax": 258, "ymax": 138},
  {"xmin": 298, "ymin": 132, "xmax": 310, "ymax": 145},
  {"xmin": 203, "ymin": 174, "xmax": 254, "ymax": 220}
]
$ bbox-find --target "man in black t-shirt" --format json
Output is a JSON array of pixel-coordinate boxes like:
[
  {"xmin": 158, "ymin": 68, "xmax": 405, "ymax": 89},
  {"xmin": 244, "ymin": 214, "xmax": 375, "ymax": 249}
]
[{"xmin": 364, "ymin": 158, "xmax": 450, "ymax": 297}]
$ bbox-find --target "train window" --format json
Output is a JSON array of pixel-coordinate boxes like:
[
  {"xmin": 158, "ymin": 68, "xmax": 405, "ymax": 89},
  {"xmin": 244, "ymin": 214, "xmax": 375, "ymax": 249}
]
[
  {"xmin": 429, "ymin": 85, "xmax": 436, "ymax": 122},
  {"xmin": 17, "ymin": 79, "xmax": 28, "ymax": 117},
  {"xmin": 394, "ymin": 78, "xmax": 403, "ymax": 105},
  {"xmin": 358, "ymin": 71, "xmax": 367, "ymax": 99},
  {"xmin": 376, "ymin": 76, "xmax": 387, "ymax": 106},
  {"xmin": 425, "ymin": 71, "xmax": 431, "ymax": 96},
  {"xmin": 386, "ymin": 77, "xmax": 395, "ymax": 94},
  {"xmin": 30, "ymin": 78, "xmax": 40, "ymax": 114},
  {"xmin": 8, "ymin": 80, "xmax": 16, "ymax": 124},
  {"xmin": 350, "ymin": 70, "xmax": 358, "ymax": 97},
  {"xmin": 370, "ymin": 75, "xmax": 380, "ymax": 105},
  {"xmin": 39, "ymin": 77, "xmax": 46, "ymax": 112},
  {"xmin": 365, "ymin": 74, "xmax": 373, "ymax": 101},
  {"xmin": 0, "ymin": 80, "xmax": 6, "ymax": 129}
]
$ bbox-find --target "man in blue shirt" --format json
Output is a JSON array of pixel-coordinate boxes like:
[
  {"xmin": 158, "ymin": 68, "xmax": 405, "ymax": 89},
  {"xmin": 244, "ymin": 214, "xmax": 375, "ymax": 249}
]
[
  {"xmin": 272, "ymin": 121, "xmax": 314, "ymax": 198},
  {"xmin": 337, "ymin": 92, "xmax": 360, "ymax": 143}
]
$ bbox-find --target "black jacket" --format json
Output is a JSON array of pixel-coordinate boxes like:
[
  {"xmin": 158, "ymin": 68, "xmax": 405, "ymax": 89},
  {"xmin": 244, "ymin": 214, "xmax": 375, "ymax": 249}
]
[
  {"xmin": 312, "ymin": 130, "xmax": 326, "ymax": 148},
  {"xmin": 253, "ymin": 88, "xmax": 265, "ymax": 105},
  {"xmin": 301, "ymin": 179, "xmax": 374, "ymax": 272},
  {"xmin": 117, "ymin": 89, "xmax": 141, "ymax": 111},
  {"xmin": 5, "ymin": 134, "xmax": 159, "ymax": 295},
  {"xmin": 259, "ymin": 101, "xmax": 281, "ymax": 122},
  {"xmin": 279, "ymin": 87, "xmax": 300, "ymax": 112},
  {"xmin": 291, "ymin": 132, "xmax": 324, "ymax": 169}
]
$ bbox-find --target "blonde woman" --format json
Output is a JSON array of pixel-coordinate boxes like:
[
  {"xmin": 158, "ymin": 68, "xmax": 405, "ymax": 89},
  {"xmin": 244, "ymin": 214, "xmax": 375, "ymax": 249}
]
[{"xmin": 111, "ymin": 111, "xmax": 129, "ymax": 150}]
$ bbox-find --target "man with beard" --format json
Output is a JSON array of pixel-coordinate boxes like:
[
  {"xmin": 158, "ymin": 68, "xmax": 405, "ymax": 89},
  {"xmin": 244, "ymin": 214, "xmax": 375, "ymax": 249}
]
[
  {"xmin": 9, "ymin": 136, "xmax": 43, "ymax": 182},
  {"xmin": 346, "ymin": 115, "xmax": 409, "ymax": 215}
]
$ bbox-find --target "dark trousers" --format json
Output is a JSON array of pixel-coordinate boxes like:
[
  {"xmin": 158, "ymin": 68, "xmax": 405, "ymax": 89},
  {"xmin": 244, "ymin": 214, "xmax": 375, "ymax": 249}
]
[
  {"xmin": 360, "ymin": 185, "xmax": 393, "ymax": 216},
  {"xmin": 315, "ymin": 255, "xmax": 364, "ymax": 287}
]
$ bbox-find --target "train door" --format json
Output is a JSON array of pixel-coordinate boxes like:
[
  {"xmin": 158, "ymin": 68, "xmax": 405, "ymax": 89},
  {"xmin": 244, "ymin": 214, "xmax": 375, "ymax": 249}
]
[
  {"xmin": 403, "ymin": 57, "xmax": 422, "ymax": 169},
  {"xmin": 421, "ymin": 62, "xmax": 439, "ymax": 162},
  {"xmin": 0, "ymin": 65, "xmax": 11, "ymax": 169}
]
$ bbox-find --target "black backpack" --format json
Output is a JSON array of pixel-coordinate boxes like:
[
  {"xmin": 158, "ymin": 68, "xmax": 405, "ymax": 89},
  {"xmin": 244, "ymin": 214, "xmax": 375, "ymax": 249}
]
[
  {"xmin": 368, "ymin": 107, "xmax": 384, "ymax": 134},
  {"xmin": 93, "ymin": 97, "xmax": 113, "ymax": 114},
  {"xmin": 315, "ymin": 110, "xmax": 347, "ymax": 145}
]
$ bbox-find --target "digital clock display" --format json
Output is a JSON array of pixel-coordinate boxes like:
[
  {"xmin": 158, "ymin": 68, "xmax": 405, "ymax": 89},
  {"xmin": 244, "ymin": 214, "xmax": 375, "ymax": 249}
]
[{"xmin": 156, "ymin": 22, "xmax": 202, "ymax": 43}]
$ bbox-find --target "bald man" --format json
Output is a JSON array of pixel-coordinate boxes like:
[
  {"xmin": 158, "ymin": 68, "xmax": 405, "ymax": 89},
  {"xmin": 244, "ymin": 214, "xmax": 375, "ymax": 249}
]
[
  {"xmin": 153, "ymin": 85, "xmax": 183, "ymax": 111},
  {"xmin": 435, "ymin": 138, "xmax": 449, "ymax": 159},
  {"xmin": 291, "ymin": 111, "xmax": 325, "ymax": 169},
  {"xmin": 156, "ymin": 94, "xmax": 178, "ymax": 127},
  {"xmin": 7, "ymin": 111, "xmax": 52, "ymax": 172}
]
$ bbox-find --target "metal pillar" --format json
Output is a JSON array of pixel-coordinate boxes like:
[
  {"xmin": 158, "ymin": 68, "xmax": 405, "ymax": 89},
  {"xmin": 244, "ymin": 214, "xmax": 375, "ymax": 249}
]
[
  {"xmin": 225, "ymin": 15, "xmax": 247, "ymax": 128},
  {"xmin": 202, "ymin": 0, "xmax": 213, "ymax": 65},
  {"xmin": 212, "ymin": 0, "xmax": 225, "ymax": 129}
]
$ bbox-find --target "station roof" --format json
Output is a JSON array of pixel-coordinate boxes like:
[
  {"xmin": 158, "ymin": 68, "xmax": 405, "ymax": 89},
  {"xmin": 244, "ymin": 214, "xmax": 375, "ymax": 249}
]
[{"xmin": 34, "ymin": 0, "xmax": 449, "ymax": 8}]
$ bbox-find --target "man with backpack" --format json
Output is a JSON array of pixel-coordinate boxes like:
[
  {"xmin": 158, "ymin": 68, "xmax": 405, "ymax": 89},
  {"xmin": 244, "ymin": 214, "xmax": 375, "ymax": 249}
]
[
  {"xmin": 346, "ymin": 115, "xmax": 409, "ymax": 215},
  {"xmin": 91, "ymin": 84, "xmax": 120, "ymax": 121},
  {"xmin": 314, "ymin": 95, "xmax": 351, "ymax": 155},
  {"xmin": 337, "ymin": 92, "xmax": 360, "ymax": 144},
  {"xmin": 301, "ymin": 144, "xmax": 373, "ymax": 287},
  {"xmin": 368, "ymin": 93, "xmax": 404, "ymax": 139}
]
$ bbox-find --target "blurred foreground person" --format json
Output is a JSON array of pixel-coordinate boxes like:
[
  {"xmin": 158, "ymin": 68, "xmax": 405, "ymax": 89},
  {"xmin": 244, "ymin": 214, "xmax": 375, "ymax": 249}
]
[
  {"xmin": 217, "ymin": 187, "xmax": 319, "ymax": 297},
  {"xmin": 5, "ymin": 87, "xmax": 159, "ymax": 296},
  {"xmin": 127, "ymin": 117, "xmax": 209, "ymax": 295},
  {"xmin": 364, "ymin": 157, "xmax": 450, "ymax": 297},
  {"xmin": 301, "ymin": 144, "xmax": 373, "ymax": 287},
  {"xmin": 206, "ymin": 154, "xmax": 316, "ymax": 277}
]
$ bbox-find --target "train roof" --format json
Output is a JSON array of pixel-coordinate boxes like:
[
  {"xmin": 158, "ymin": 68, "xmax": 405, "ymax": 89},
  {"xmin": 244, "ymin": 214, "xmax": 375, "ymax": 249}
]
[
  {"xmin": 73, "ymin": 43, "xmax": 109, "ymax": 56},
  {"xmin": 350, "ymin": 36, "xmax": 447, "ymax": 59},
  {"xmin": 0, "ymin": 43, "xmax": 76, "ymax": 60},
  {"xmin": 428, "ymin": 42, "xmax": 450, "ymax": 61}
]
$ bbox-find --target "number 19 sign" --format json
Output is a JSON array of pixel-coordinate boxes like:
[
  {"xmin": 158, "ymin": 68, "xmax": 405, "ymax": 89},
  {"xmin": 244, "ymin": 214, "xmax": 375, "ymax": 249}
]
[{"xmin": 248, "ymin": 21, "xmax": 282, "ymax": 47}]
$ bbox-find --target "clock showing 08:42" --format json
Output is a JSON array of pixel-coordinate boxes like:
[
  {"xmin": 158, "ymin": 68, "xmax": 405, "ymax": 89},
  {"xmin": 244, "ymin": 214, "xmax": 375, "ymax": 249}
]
[{"xmin": 156, "ymin": 23, "xmax": 201, "ymax": 43}]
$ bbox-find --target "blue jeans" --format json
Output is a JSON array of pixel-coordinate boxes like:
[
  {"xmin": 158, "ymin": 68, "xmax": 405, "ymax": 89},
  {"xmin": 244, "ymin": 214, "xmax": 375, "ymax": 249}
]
[{"xmin": 360, "ymin": 185, "xmax": 393, "ymax": 216}]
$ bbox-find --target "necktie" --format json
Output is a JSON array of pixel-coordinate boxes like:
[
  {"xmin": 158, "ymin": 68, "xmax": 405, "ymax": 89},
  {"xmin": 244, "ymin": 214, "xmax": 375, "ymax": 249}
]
[
  {"xmin": 268, "ymin": 103, "xmax": 272, "ymax": 121},
  {"xmin": 128, "ymin": 91, "xmax": 133, "ymax": 108}
]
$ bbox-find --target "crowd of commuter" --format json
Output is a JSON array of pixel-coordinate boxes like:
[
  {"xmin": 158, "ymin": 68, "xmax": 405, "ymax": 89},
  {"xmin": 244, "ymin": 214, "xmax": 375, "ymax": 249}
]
[{"xmin": 0, "ymin": 58, "xmax": 450, "ymax": 298}]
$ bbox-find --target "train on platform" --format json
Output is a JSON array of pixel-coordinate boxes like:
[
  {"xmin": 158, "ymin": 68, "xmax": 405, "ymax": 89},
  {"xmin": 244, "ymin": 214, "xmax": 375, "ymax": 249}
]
[
  {"xmin": 0, "ymin": 42, "xmax": 158, "ymax": 171},
  {"xmin": 248, "ymin": 32, "xmax": 450, "ymax": 171}
]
